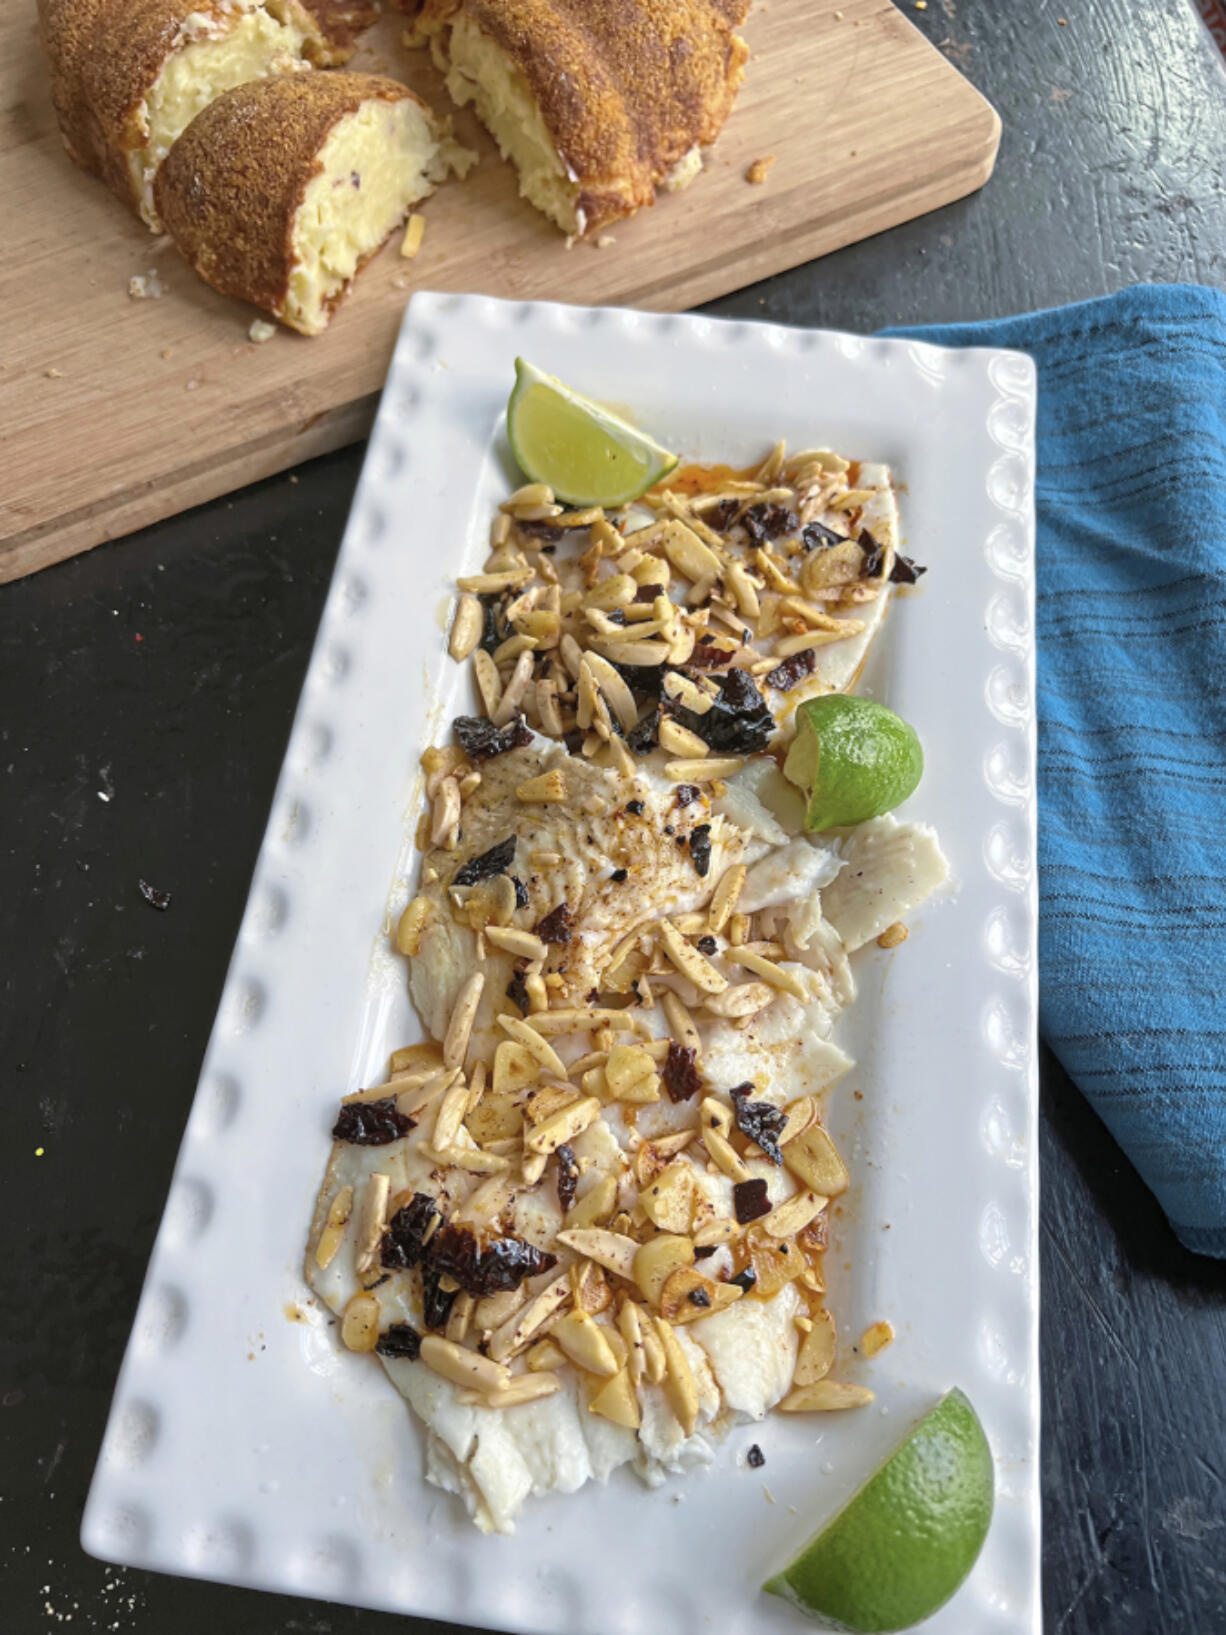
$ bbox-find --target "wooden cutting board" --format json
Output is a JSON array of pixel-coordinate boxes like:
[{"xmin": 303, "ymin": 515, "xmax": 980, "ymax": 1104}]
[{"xmin": 0, "ymin": 0, "xmax": 999, "ymax": 581}]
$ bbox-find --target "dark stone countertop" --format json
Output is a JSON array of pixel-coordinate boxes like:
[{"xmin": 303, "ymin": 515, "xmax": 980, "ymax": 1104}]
[{"xmin": 2, "ymin": 2, "xmax": 1225, "ymax": 1632}]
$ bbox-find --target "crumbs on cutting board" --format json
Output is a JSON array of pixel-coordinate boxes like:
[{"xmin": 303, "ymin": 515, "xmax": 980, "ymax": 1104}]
[
  {"xmin": 746, "ymin": 154, "xmax": 777, "ymax": 184},
  {"xmin": 128, "ymin": 270, "xmax": 163, "ymax": 299}
]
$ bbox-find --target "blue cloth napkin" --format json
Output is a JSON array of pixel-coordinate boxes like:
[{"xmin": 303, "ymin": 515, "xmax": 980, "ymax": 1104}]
[{"xmin": 886, "ymin": 284, "xmax": 1226, "ymax": 1257}]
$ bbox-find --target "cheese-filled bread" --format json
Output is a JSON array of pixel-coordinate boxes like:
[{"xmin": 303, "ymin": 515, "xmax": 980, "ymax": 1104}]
[{"xmin": 154, "ymin": 72, "xmax": 476, "ymax": 334}]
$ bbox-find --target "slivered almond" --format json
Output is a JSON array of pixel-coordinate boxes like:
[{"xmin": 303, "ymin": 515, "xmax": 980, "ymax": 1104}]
[
  {"xmin": 487, "ymin": 1273, "xmax": 572, "ymax": 1362},
  {"xmin": 725, "ymin": 947, "xmax": 807, "ymax": 1001},
  {"xmin": 658, "ymin": 918, "xmax": 727, "ymax": 993},
  {"xmin": 557, "ymin": 1227, "xmax": 639, "ymax": 1279},
  {"xmin": 493, "ymin": 651, "xmax": 534, "ymax": 726},
  {"xmin": 564, "ymin": 1173, "xmax": 618, "ymax": 1231},
  {"xmin": 430, "ymin": 777, "xmax": 461, "ymax": 844},
  {"xmin": 761, "ymin": 1189, "xmax": 827, "ymax": 1240},
  {"xmin": 589, "ymin": 1366, "xmax": 641, "ymax": 1429},
  {"xmin": 660, "ymin": 1266, "xmax": 743, "ymax": 1324},
  {"xmin": 655, "ymin": 518, "xmax": 722, "ymax": 582},
  {"xmin": 501, "ymin": 483, "xmax": 554, "ymax": 510},
  {"xmin": 457, "ymin": 569, "xmax": 533, "ymax": 594},
  {"xmin": 877, "ymin": 921, "xmax": 909, "ymax": 949},
  {"xmin": 861, "ymin": 1320, "xmax": 895, "ymax": 1357},
  {"xmin": 780, "ymin": 1379, "xmax": 874, "ymax": 1412},
  {"xmin": 658, "ymin": 719, "xmax": 710, "ymax": 758},
  {"xmin": 521, "ymin": 1150, "xmax": 548, "ymax": 1185},
  {"xmin": 570, "ymin": 1257, "xmax": 612, "ymax": 1316},
  {"xmin": 706, "ymin": 864, "xmax": 746, "ymax": 935},
  {"xmin": 535, "ymin": 678, "xmax": 563, "ymax": 737},
  {"xmin": 523, "ymin": 1084, "xmax": 578, "ymax": 1125},
  {"xmin": 445, "ymin": 1291, "xmax": 475, "ymax": 1344},
  {"xmin": 593, "ymin": 638, "xmax": 671, "ymax": 667},
  {"xmin": 604, "ymin": 1043, "xmax": 657, "ymax": 1099},
  {"xmin": 516, "ymin": 769, "xmax": 566, "ymax": 803},
  {"xmin": 665, "ymin": 756, "xmax": 744, "ymax": 782},
  {"xmin": 783, "ymin": 1124, "xmax": 850, "ymax": 1197},
  {"xmin": 618, "ymin": 1300, "xmax": 647, "ymax": 1385},
  {"xmin": 793, "ymin": 1308, "xmax": 837, "ymax": 1386},
  {"xmin": 353, "ymin": 1173, "xmax": 391, "ymax": 1274},
  {"xmin": 448, "ymin": 593, "xmax": 483, "ymax": 660},
  {"xmin": 526, "ymin": 1008, "xmax": 641, "ymax": 1036},
  {"xmin": 703, "ymin": 981, "xmax": 774, "ymax": 1019},
  {"xmin": 662, "ymin": 671, "xmax": 713, "ymax": 714},
  {"xmin": 341, "ymin": 1292, "xmax": 380, "ymax": 1353},
  {"xmin": 420, "ymin": 1334, "xmax": 511, "ymax": 1392},
  {"xmin": 459, "ymin": 1172, "xmax": 518, "ymax": 1226},
  {"xmin": 725, "ymin": 560, "xmax": 761, "ymax": 618},
  {"xmin": 654, "ymin": 1316, "xmax": 699, "ymax": 1435},
  {"xmin": 396, "ymin": 1065, "xmax": 461, "ymax": 1118},
  {"xmin": 559, "ymin": 632, "xmax": 585, "ymax": 679},
  {"xmin": 778, "ymin": 1096, "xmax": 817, "ymax": 1146},
  {"xmin": 582, "ymin": 573, "xmax": 637, "ymax": 611},
  {"xmin": 390, "ymin": 1041, "xmax": 445, "ymax": 1075},
  {"xmin": 443, "ymin": 973, "xmax": 484, "ymax": 1069},
  {"xmin": 582, "ymin": 651, "xmax": 639, "ymax": 732},
  {"xmin": 497, "ymin": 1014, "xmax": 567, "ymax": 1079},
  {"xmin": 437, "ymin": 1145, "xmax": 511, "ymax": 1175},
  {"xmin": 313, "ymin": 1185, "xmax": 353, "ymax": 1269},
  {"xmin": 456, "ymin": 1372, "xmax": 563, "ymax": 1409},
  {"xmin": 779, "ymin": 596, "xmax": 857, "ymax": 632},
  {"xmin": 660, "ymin": 989, "xmax": 701, "ymax": 1052},
  {"xmin": 773, "ymin": 626, "xmax": 864, "ymax": 657},
  {"xmin": 524, "ymin": 1096, "xmax": 600, "ymax": 1155},
  {"xmin": 485, "ymin": 925, "xmax": 548, "ymax": 961},
  {"xmin": 431, "ymin": 1080, "xmax": 473, "ymax": 1152},
  {"xmin": 525, "ymin": 1336, "xmax": 567, "ymax": 1372},
  {"xmin": 552, "ymin": 1309, "xmax": 620, "ymax": 1377},
  {"xmin": 692, "ymin": 1217, "xmax": 737, "ymax": 1249},
  {"xmin": 472, "ymin": 648, "xmax": 501, "ymax": 716}
]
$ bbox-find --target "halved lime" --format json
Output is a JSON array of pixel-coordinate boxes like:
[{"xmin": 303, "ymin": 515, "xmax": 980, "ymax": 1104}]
[
  {"xmin": 783, "ymin": 695, "xmax": 923, "ymax": 833},
  {"xmin": 764, "ymin": 1388, "xmax": 994, "ymax": 1632},
  {"xmin": 506, "ymin": 358, "xmax": 678, "ymax": 506}
]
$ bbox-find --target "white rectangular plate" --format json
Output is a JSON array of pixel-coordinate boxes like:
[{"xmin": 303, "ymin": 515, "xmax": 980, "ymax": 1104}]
[{"xmin": 83, "ymin": 294, "xmax": 1039, "ymax": 1635}]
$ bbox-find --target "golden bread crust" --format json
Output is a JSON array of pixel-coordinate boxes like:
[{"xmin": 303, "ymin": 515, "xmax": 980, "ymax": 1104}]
[
  {"xmin": 39, "ymin": 0, "xmax": 335, "ymax": 215},
  {"xmin": 422, "ymin": 0, "xmax": 750, "ymax": 231},
  {"xmin": 154, "ymin": 72, "xmax": 417, "ymax": 323}
]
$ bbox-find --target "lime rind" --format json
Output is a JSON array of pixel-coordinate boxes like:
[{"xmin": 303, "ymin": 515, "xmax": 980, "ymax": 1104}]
[
  {"xmin": 783, "ymin": 694, "xmax": 923, "ymax": 833},
  {"xmin": 507, "ymin": 358, "xmax": 678, "ymax": 507}
]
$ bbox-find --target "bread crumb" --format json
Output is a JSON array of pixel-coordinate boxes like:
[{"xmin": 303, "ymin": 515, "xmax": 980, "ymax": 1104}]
[
  {"xmin": 596, "ymin": 234, "xmax": 616, "ymax": 248},
  {"xmin": 248, "ymin": 318, "xmax": 278, "ymax": 344},
  {"xmin": 876, "ymin": 922, "xmax": 909, "ymax": 949},
  {"xmin": 861, "ymin": 1320, "xmax": 895, "ymax": 1357},
  {"xmin": 128, "ymin": 270, "xmax": 164, "ymax": 299},
  {"xmin": 745, "ymin": 155, "xmax": 777, "ymax": 185},
  {"xmin": 45, "ymin": 367, "xmax": 64, "ymax": 379},
  {"xmin": 400, "ymin": 214, "xmax": 426, "ymax": 258},
  {"xmin": 160, "ymin": 348, "xmax": 173, "ymax": 359}
]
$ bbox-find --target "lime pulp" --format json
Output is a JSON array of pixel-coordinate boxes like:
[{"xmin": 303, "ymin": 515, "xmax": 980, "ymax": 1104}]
[{"xmin": 783, "ymin": 694, "xmax": 923, "ymax": 833}]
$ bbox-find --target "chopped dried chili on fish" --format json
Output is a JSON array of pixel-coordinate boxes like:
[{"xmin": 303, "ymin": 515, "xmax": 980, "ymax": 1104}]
[
  {"xmin": 611, "ymin": 868, "xmax": 628, "ymax": 882},
  {"xmin": 673, "ymin": 784, "xmax": 701, "ymax": 807},
  {"xmin": 733, "ymin": 1179, "xmax": 771, "ymax": 1224},
  {"xmin": 381, "ymin": 1192, "xmax": 441, "ymax": 1269},
  {"xmin": 891, "ymin": 553, "xmax": 927, "ymax": 584},
  {"xmin": 332, "ymin": 1098, "xmax": 414, "ymax": 1146},
  {"xmin": 704, "ymin": 498, "xmax": 740, "ymax": 533},
  {"xmin": 421, "ymin": 1267, "xmax": 457, "ymax": 1331},
  {"xmin": 687, "ymin": 1287, "xmax": 711, "ymax": 1308},
  {"xmin": 426, "ymin": 1222, "xmax": 557, "ymax": 1297},
  {"xmin": 633, "ymin": 583, "xmax": 659, "ymax": 603},
  {"xmin": 800, "ymin": 520, "xmax": 845, "ymax": 551},
  {"xmin": 506, "ymin": 967, "xmax": 530, "ymax": 1011},
  {"xmin": 512, "ymin": 875, "xmax": 530, "ymax": 909},
  {"xmin": 535, "ymin": 902, "xmax": 573, "ymax": 944},
  {"xmin": 663, "ymin": 1041, "xmax": 704, "ymax": 1103},
  {"xmin": 626, "ymin": 704, "xmax": 661, "ymax": 754},
  {"xmin": 672, "ymin": 668, "xmax": 772, "ymax": 755},
  {"xmin": 556, "ymin": 1144, "xmax": 579, "ymax": 1214},
  {"xmin": 730, "ymin": 1085, "xmax": 787, "ymax": 1165},
  {"xmin": 689, "ymin": 824, "xmax": 713, "ymax": 878},
  {"xmin": 696, "ymin": 934, "xmax": 717, "ymax": 955},
  {"xmin": 453, "ymin": 714, "xmax": 532, "ymax": 761},
  {"xmin": 747, "ymin": 1443, "xmax": 765, "ymax": 1468},
  {"xmin": 730, "ymin": 1266, "xmax": 758, "ymax": 1291},
  {"xmin": 765, "ymin": 648, "xmax": 818, "ymax": 693},
  {"xmin": 453, "ymin": 834, "xmax": 516, "ymax": 887},
  {"xmin": 859, "ymin": 529, "xmax": 886, "ymax": 578},
  {"xmin": 742, "ymin": 503, "xmax": 798, "ymax": 544},
  {"xmin": 626, "ymin": 799, "xmax": 644, "ymax": 815},
  {"xmin": 689, "ymin": 642, "xmax": 734, "ymax": 669},
  {"xmin": 375, "ymin": 1323, "xmax": 422, "ymax": 1360}
]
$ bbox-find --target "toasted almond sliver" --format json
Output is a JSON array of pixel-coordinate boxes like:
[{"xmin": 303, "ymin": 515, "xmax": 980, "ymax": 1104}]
[
  {"xmin": 658, "ymin": 718, "xmax": 710, "ymax": 758},
  {"xmin": 861, "ymin": 1320, "xmax": 895, "ymax": 1358},
  {"xmin": 725, "ymin": 947, "xmax": 808, "ymax": 1001},
  {"xmin": 702, "ymin": 981, "xmax": 775, "ymax": 1019},
  {"xmin": 445, "ymin": 1291, "xmax": 475, "ymax": 1344},
  {"xmin": 396, "ymin": 1065, "xmax": 461, "ymax": 1118},
  {"xmin": 664, "ymin": 756, "xmax": 744, "ymax": 782},
  {"xmin": 592, "ymin": 639, "xmax": 671, "ymax": 667},
  {"xmin": 456, "ymin": 1372, "xmax": 563, "ymax": 1409},
  {"xmin": 493, "ymin": 650, "xmax": 534, "ymax": 727},
  {"xmin": 526, "ymin": 1008, "xmax": 641, "ymax": 1036},
  {"xmin": 659, "ymin": 989, "xmax": 702, "ymax": 1053},
  {"xmin": 773, "ymin": 626, "xmax": 865, "ymax": 658},
  {"xmin": 552, "ymin": 1310, "xmax": 620, "ymax": 1377},
  {"xmin": 658, "ymin": 918, "xmax": 727, "ymax": 994},
  {"xmin": 582, "ymin": 650, "xmax": 639, "ymax": 733},
  {"xmin": 496, "ymin": 1013, "xmax": 567, "ymax": 1079},
  {"xmin": 419, "ymin": 1334, "xmax": 511, "ymax": 1392},
  {"xmin": 706, "ymin": 863, "xmax": 746, "ymax": 935},
  {"xmin": 430, "ymin": 777, "xmax": 461, "ymax": 845},
  {"xmin": 457, "ymin": 569, "xmax": 534, "ymax": 594},
  {"xmin": 313, "ymin": 1185, "xmax": 354, "ymax": 1269},
  {"xmin": 877, "ymin": 921, "xmax": 909, "ymax": 949},
  {"xmin": 487, "ymin": 1272, "xmax": 572, "ymax": 1362},
  {"xmin": 472, "ymin": 648, "xmax": 502, "ymax": 717},
  {"xmin": 341, "ymin": 1292, "xmax": 380, "ymax": 1353},
  {"xmin": 692, "ymin": 1217, "xmax": 737, "ymax": 1248},
  {"xmin": 484, "ymin": 925, "xmax": 548, "ymax": 962},
  {"xmin": 780, "ymin": 1379, "xmax": 875, "ymax": 1413},
  {"xmin": 437, "ymin": 1144, "xmax": 511, "ymax": 1175},
  {"xmin": 353, "ymin": 1172, "xmax": 391, "ymax": 1274},
  {"xmin": 778, "ymin": 1096, "xmax": 817, "ymax": 1146},
  {"xmin": 761, "ymin": 1189, "xmax": 827, "ymax": 1240},
  {"xmin": 449, "ymin": 593, "xmax": 483, "ymax": 661},
  {"xmin": 654, "ymin": 1315, "xmax": 699, "ymax": 1436},
  {"xmin": 443, "ymin": 972, "xmax": 485, "ymax": 1069},
  {"xmin": 525, "ymin": 1095, "xmax": 601, "ymax": 1155},
  {"xmin": 783, "ymin": 1123, "xmax": 850, "ymax": 1197},
  {"xmin": 502, "ymin": 482, "xmax": 555, "ymax": 510},
  {"xmin": 557, "ymin": 1227, "xmax": 640, "ymax": 1279},
  {"xmin": 431, "ymin": 1079, "xmax": 473, "ymax": 1152}
]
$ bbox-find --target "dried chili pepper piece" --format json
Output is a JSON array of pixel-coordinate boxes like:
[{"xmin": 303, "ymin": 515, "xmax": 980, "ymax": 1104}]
[
  {"xmin": 375, "ymin": 1323, "xmax": 422, "ymax": 1361},
  {"xmin": 800, "ymin": 520, "xmax": 844, "ymax": 551},
  {"xmin": 663, "ymin": 1041, "xmax": 704, "ymax": 1103},
  {"xmin": 626, "ymin": 704, "xmax": 661, "ymax": 754},
  {"xmin": 422, "ymin": 1267, "xmax": 457, "ymax": 1331},
  {"xmin": 453, "ymin": 715, "xmax": 532, "ymax": 762},
  {"xmin": 730, "ymin": 1085, "xmax": 787, "ymax": 1165},
  {"xmin": 426, "ymin": 1222, "xmax": 557, "ymax": 1297},
  {"xmin": 332, "ymin": 1098, "xmax": 414, "ymax": 1146},
  {"xmin": 556, "ymin": 1144, "xmax": 580, "ymax": 1214},
  {"xmin": 453, "ymin": 834, "xmax": 516, "ymax": 887},
  {"xmin": 506, "ymin": 967, "xmax": 530, "ymax": 1012},
  {"xmin": 891, "ymin": 553, "xmax": 927, "ymax": 585},
  {"xmin": 742, "ymin": 503, "xmax": 798, "ymax": 545},
  {"xmin": 535, "ymin": 902, "xmax": 573, "ymax": 944},
  {"xmin": 733, "ymin": 1179, "xmax": 771, "ymax": 1225},
  {"xmin": 672, "ymin": 669, "xmax": 773, "ymax": 756},
  {"xmin": 689, "ymin": 824, "xmax": 713, "ymax": 878},
  {"xmin": 765, "ymin": 648, "xmax": 817, "ymax": 693},
  {"xmin": 747, "ymin": 1443, "xmax": 765, "ymax": 1468}
]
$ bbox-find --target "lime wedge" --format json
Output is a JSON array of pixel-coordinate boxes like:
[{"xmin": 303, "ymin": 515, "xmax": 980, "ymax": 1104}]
[
  {"xmin": 783, "ymin": 695, "xmax": 923, "ymax": 833},
  {"xmin": 506, "ymin": 358, "xmax": 678, "ymax": 506},
  {"xmin": 764, "ymin": 1388, "xmax": 994, "ymax": 1632}
]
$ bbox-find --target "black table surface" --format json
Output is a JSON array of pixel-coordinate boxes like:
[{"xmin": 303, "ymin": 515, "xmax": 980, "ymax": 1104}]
[{"xmin": 4, "ymin": 3, "xmax": 1226, "ymax": 1632}]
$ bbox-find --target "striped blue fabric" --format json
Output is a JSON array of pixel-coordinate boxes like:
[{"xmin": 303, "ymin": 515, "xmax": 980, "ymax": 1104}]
[{"xmin": 887, "ymin": 284, "xmax": 1226, "ymax": 1256}]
